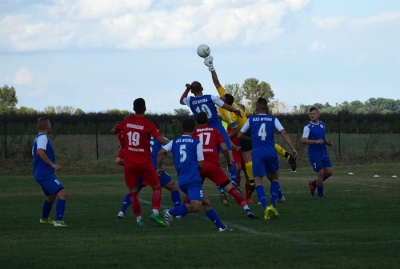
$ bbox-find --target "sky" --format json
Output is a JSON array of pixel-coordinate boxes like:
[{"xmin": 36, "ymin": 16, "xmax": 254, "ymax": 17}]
[{"xmin": 1, "ymin": 0, "xmax": 399, "ymax": 114}]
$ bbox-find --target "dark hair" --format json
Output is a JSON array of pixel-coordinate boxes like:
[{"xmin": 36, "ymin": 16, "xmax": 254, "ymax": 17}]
[
  {"xmin": 190, "ymin": 81, "xmax": 203, "ymax": 94},
  {"xmin": 196, "ymin": 111, "xmax": 208, "ymax": 124},
  {"xmin": 309, "ymin": 106, "xmax": 319, "ymax": 113},
  {"xmin": 256, "ymin": 97, "xmax": 268, "ymax": 113},
  {"xmin": 133, "ymin": 98, "xmax": 146, "ymax": 114},
  {"xmin": 224, "ymin": 94, "xmax": 234, "ymax": 105},
  {"xmin": 37, "ymin": 117, "xmax": 49, "ymax": 131},
  {"xmin": 182, "ymin": 118, "xmax": 196, "ymax": 133}
]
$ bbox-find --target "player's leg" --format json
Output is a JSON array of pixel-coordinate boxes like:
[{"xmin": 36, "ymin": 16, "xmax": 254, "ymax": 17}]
[
  {"xmin": 213, "ymin": 123, "xmax": 237, "ymax": 183},
  {"xmin": 240, "ymin": 131, "xmax": 255, "ymax": 193},
  {"xmin": 40, "ymin": 175, "xmax": 67, "ymax": 226},
  {"xmin": 267, "ymin": 176, "xmax": 285, "ymax": 202},
  {"xmin": 201, "ymin": 161, "xmax": 230, "ymax": 207},
  {"xmin": 118, "ymin": 178, "xmax": 145, "ymax": 218},
  {"xmin": 39, "ymin": 187, "xmax": 56, "ymax": 225},
  {"xmin": 275, "ymin": 143, "xmax": 297, "ymax": 172},
  {"xmin": 202, "ymin": 193, "xmax": 232, "ymax": 231},
  {"xmin": 308, "ymin": 158, "xmax": 325, "ymax": 197},
  {"xmin": 161, "ymin": 172, "xmax": 182, "ymax": 208},
  {"xmin": 124, "ymin": 163, "xmax": 143, "ymax": 226},
  {"xmin": 266, "ymin": 172, "xmax": 281, "ymax": 219}
]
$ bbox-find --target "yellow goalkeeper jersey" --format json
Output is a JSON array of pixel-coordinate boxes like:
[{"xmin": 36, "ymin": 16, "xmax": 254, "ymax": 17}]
[{"xmin": 217, "ymin": 86, "xmax": 247, "ymax": 129}]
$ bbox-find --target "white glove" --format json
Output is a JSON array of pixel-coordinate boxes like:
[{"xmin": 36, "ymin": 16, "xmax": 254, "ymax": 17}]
[{"xmin": 204, "ymin": 56, "xmax": 215, "ymax": 72}]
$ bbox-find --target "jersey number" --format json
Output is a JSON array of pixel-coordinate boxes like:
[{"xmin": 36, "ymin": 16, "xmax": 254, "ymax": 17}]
[
  {"xmin": 195, "ymin": 105, "xmax": 212, "ymax": 119},
  {"xmin": 127, "ymin": 131, "xmax": 140, "ymax": 146},
  {"xmin": 179, "ymin": 144, "xmax": 187, "ymax": 162},
  {"xmin": 197, "ymin": 132, "xmax": 211, "ymax": 145},
  {"xmin": 258, "ymin": 123, "xmax": 267, "ymax": 141}
]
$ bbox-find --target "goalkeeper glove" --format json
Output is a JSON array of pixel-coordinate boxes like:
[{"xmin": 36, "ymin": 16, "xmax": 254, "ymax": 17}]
[{"xmin": 204, "ymin": 56, "xmax": 215, "ymax": 72}]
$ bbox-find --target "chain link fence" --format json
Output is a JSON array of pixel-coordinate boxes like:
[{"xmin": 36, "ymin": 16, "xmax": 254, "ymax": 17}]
[{"xmin": 1, "ymin": 113, "xmax": 399, "ymax": 165}]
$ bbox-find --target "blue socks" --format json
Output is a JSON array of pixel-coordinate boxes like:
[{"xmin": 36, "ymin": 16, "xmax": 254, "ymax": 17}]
[
  {"xmin": 268, "ymin": 177, "xmax": 283, "ymax": 199},
  {"xmin": 55, "ymin": 199, "xmax": 66, "ymax": 221},
  {"xmin": 270, "ymin": 181, "xmax": 280, "ymax": 207},
  {"xmin": 205, "ymin": 209, "xmax": 225, "ymax": 229},
  {"xmin": 41, "ymin": 200, "xmax": 53, "ymax": 219},
  {"xmin": 255, "ymin": 185, "xmax": 268, "ymax": 210},
  {"xmin": 228, "ymin": 162, "xmax": 237, "ymax": 184},
  {"xmin": 169, "ymin": 204, "xmax": 188, "ymax": 217},
  {"xmin": 170, "ymin": 190, "xmax": 181, "ymax": 208},
  {"xmin": 120, "ymin": 194, "xmax": 131, "ymax": 213},
  {"xmin": 317, "ymin": 186, "xmax": 324, "ymax": 196}
]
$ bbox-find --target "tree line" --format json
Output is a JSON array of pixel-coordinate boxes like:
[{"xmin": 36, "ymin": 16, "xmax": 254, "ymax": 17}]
[{"xmin": 1, "ymin": 84, "xmax": 399, "ymax": 115}]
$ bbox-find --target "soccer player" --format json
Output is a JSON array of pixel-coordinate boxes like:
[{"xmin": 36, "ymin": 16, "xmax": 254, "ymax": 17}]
[
  {"xmin": 157, "ymin": 119, "xmax": 232, "ymax": 232},
  {"xmin": 111, "ymin": 98, "xmax": 169, "ymax": 227},
  {"xmin": 301, "ymin": 107, "xmax": 333, "ymax": 198},
  {"xmin": 238, "ymin": 98, "xmax": 297, "ymax": 220},
  {"xmin": 179, "ymin": 80, "xmax": 241, "ymax": 205},
  {"xmin": 204, "ymin": 56, "xmax": 297, "ymax": 196},
  {"xmin": 193, "ymin": 112, "xmax": 257, "ymax": 219},
  {"xmin": 32, "ymin": 117, "xmax": 67, "ymax": 227},
  {"xmin": 117, "ymin": 122, "xmax": 182, "ymax": 218}
]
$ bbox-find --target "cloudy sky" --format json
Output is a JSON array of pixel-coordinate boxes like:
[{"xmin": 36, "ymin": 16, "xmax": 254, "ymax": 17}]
[{"xmin": 1, "ymin": 0, "xmax": 399, "ymax": 114}]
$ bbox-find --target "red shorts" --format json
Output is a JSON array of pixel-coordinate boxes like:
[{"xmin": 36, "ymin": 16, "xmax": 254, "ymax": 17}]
[
  {"xmin": 232, "ymin": 148, "xmax": 242, "ymax": 164},
  {"xmin": 117, "ymin": 148, "xmax": 125, "ymax": 159},
  {"xmin": 123, "ymin": 161, "xmax": 160, "ymax": 189},
  {"xmin": 200, "ymin": 161, "xmax": 230, "ymax": 186}
]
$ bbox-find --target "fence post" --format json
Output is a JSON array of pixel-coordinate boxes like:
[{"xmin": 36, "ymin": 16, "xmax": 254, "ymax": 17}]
[
  {"xmin": 338, "ymin": 112, "xmax": 341, "ymax": 158},
  {"xmin": 95, "ymin": 113, "xmax": 99, "ymax": 160},
  {"xmin": 4, "ymin": 114, "xmax": 8, "ymax": 158}
]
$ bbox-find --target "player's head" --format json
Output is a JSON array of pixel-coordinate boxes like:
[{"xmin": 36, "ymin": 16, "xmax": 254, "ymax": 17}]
[
  {"xmin": 190, "ymin": 81, "xmax": 203, "ymax": 94},
  {"xmin": 238, "ymin": 104, "xmax": 246, "ymax": 112},
  {"xmin": 255, "ymin": 98, "xmax": 269, "ymax": 114},
  {"xmin": 37, "ymin": 117, "xmax": 51, "ymax": 133},
  {"xmin": 182, "ymin": 118, "xmax": 196, "ymax": 133},
  {"xmin": 224, "ymin": 94, "xmax": 234, "ymax": 105},
  {"xmin": 196, "ymin": 111, "xmax": 208, "ymax": 125},
  {"xmin": 133, "ymin": 98, "xmax": 146, "ymax": 114},
  {"xmin": 309, "ymin": 106, "xmax": 320, "ymax": 122}
]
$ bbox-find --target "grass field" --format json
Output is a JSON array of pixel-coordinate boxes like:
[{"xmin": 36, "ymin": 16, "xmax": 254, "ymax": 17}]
[{"xmin": 1, "ymin": 164, "xmax": 400, "ymax": 269}]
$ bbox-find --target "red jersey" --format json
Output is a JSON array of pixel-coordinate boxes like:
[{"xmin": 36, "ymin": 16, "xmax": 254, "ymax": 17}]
[
  {"xmin": 114, "ymin": 115, "xmax": 161, "ymax": 164},
  {"xmin": 192, "ymin": 125, "xmax": 224, "ymax": 165}
]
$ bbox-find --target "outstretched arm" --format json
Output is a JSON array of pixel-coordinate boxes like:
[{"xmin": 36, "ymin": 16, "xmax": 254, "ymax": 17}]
[{"xmin": 211, "ymin": 70, "xmax": 222, "ymax": 89}]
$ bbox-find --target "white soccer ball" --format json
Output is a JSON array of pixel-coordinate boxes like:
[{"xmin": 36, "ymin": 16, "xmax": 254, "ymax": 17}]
[{"xmin": 197, "ymin": 44, "xmax": 210, "ymax": 58}]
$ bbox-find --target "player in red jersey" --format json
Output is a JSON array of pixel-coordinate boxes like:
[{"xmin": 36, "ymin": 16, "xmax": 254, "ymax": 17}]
[
  {"xmin": 111, "ymin": 98, "xmax": 169, "ymax": 227},
  {"xmin": 193, "ymin": 112, "xmax": 257, "ymax": 219}
]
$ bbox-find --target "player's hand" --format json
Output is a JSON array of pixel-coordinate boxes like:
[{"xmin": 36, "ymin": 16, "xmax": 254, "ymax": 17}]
[
  {"xmin": 316, "ymin": 139, "xmax": 324, "ymax": 144},
  {"xmin": 204, "ymin": 55, "xmax": 215, "ymax": 71},
  {"xmin": 227, "ymin": 161, "xmax": 234, "ymax": 170},
  {"xmin": 234, "ymin": 109, "xmax": 242, "ymax": 118},
  {"xmin": 291, "ymin": 149, "xmax": 298, "ymax": 159},
  {"xmin": 185, "ymin": 83, "xmax": 191, "ymax": 89},
  {"xmin": 326, "ymin": 141, "xmax": 333, "ymax": 146},
  {"xmin": 156, "ymin": 168, "xmax": 164, "ymax": 176},
  {"xmin": 52, "ymin": 163, "xmax": 61, "ymax": 171}
]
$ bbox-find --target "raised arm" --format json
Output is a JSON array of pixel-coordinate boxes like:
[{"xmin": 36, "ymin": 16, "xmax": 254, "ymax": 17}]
[
  {"xmin": 179, "ymin": 84, "xmax": 191, "ymax": 105},
  {"xmin": 211, "ymin": 70, "xmax": 222, "ymax": 89}
]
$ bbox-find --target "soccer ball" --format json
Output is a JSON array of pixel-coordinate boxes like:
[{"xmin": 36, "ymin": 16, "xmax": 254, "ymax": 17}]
[{"xmin": 197, "ymin": 44, "xmax": 210, "ymax": 58}]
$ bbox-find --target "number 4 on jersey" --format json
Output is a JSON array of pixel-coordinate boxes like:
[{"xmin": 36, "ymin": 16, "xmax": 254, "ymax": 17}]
[{"xmin": 258, "ymin": 123, "xmax": 267, "ymax": 141}]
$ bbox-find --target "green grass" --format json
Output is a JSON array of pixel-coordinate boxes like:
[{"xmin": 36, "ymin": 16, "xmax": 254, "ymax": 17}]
[{"xmin": 1, "ymin": 164, "xmax": 400, "ymax": 269}]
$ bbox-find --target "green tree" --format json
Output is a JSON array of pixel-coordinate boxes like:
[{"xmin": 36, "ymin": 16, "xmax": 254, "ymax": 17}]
[
  {"xmin": 0, "ymin": 85, "xmax": 18, "ymax": 113},
  {"xmin": 43, "ymin": 106, "xmax": 56, "ymax": 114},
  {"xmin": 173, "ymin": 108, "xmax": 191, "ymax": 116},
  {"xmin": 242, "ymin": 78, "xmax": 274, "ymax": 113},
  {"xmin": 17, "ymin": 106, "xmax": 37, "ymax": 114},
  {"xmin": 224, "ymin": 83, "xmax": 244, "ymax": 104}
]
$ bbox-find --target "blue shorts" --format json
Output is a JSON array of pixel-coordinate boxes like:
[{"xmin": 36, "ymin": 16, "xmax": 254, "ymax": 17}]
[
  {"xmin": 179, "ymin": 182, "xmax": 203, "ymax": 202},
  {"xmin": 252, "ymin": 155, "xmax": 279, "ymax": 177},
  {"xmin": 309, "ymin": 155, "xmax": 332, "ymax": 172},
  {"xmin": 138, "ymin": 171, "xmax": 172, "ymax": 190},
  {"xmin": 209, "ymin": 123, "xmax": 232, "ymax": 151},
  {"xmin": 35, "ymin": 175, "xmax": 64, "ymax": 195}
]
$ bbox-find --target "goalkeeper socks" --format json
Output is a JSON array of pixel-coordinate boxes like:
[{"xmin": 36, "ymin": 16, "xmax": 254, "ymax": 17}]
[
  {"xmin": 41, "ymin": 200, "xmax": 53, "ymax": 219},
  {"xmin": 120, "ymin": 193, "xmax": 131, "ymax": 213},
  {"xmin": 270, "ymin": 181, "xmax": 280, "ymax": 207},
  {"xmin": 151, "ymin": 187, "xmax": 162, "ymax": 211},
  {"xmin": 205, "ymin": 209, "xmax": 225, "ymax": 229},
  {"xmin": 129, "ymin": 192, "xmax": 141, "ymax": 217},
  {"xmin": 255, "ymin": 185, "xmax": 267, "ymax": 210},
  {"xmin": 55, "ymin": 199, "xmax": 66, "ymax": 221},
  {"xmin": 170, "ymin": 190, "xmax": 181, "ymax": 207},
  {"xmin": 275, "ymin": 144, "xmax": 288, "ymax": 159},
  {"xmin": 245, "ymin": 162, "xmax": 254, "ymax": 181}
]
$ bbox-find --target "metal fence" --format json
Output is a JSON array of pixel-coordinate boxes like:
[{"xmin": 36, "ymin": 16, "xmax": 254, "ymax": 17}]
[{"xmin": 1, "ymin": 113, "xmax": 399, "ymax": 164}]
